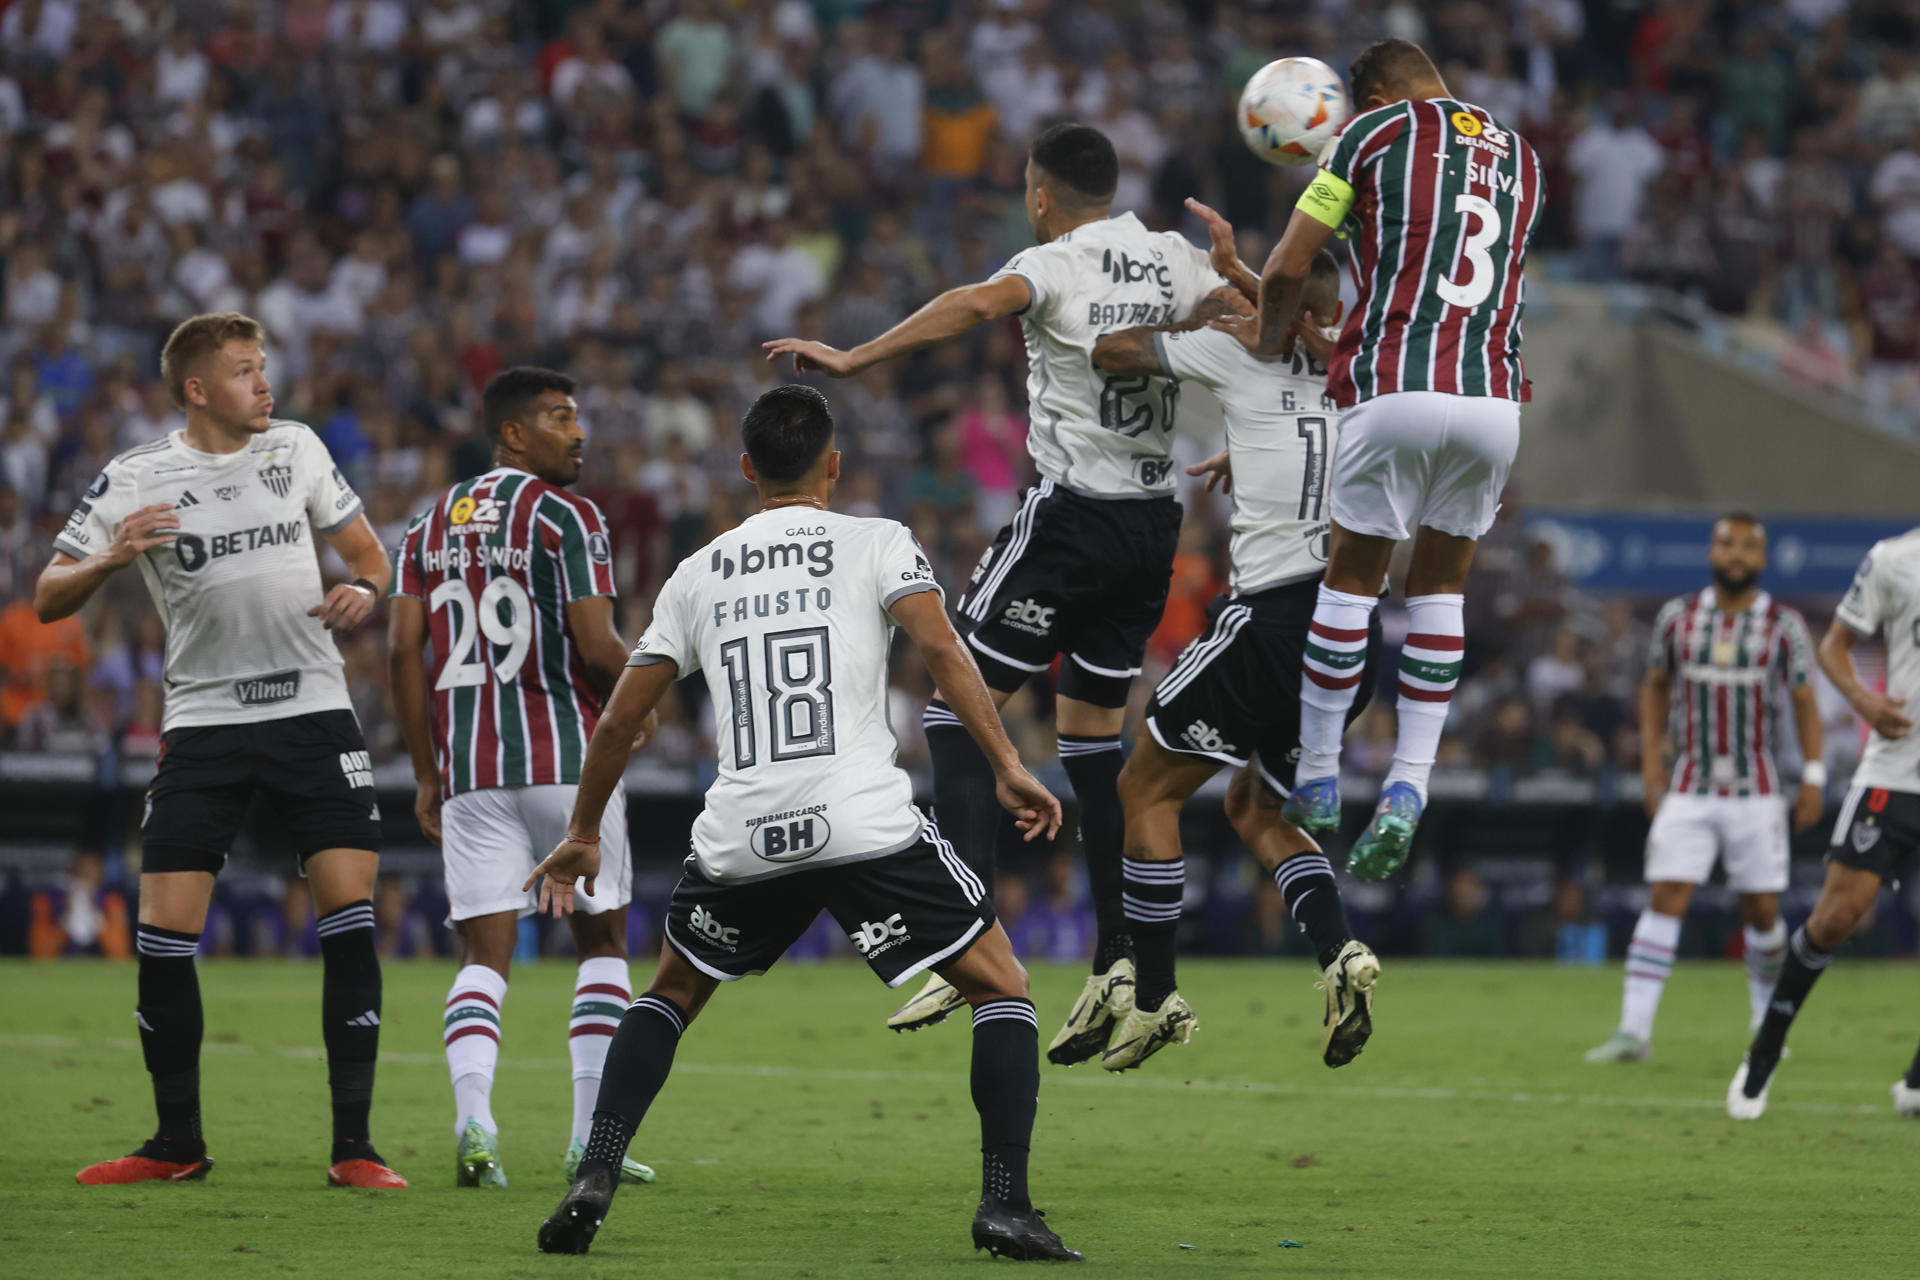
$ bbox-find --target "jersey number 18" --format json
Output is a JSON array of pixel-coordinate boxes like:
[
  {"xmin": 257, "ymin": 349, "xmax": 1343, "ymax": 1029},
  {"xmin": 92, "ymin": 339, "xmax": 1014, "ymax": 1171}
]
[{"xmin": 719, "ymin": 627, "xmax": 838, "ymax": 768}]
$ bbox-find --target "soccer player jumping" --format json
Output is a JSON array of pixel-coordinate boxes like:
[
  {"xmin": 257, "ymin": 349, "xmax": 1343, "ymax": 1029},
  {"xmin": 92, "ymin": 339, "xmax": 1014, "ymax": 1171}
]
[
  {"xmin": 1240, "ymin": 38, "xmax": 1543, "ymax": 877},
  {"xmin": 39, "ymin": 314, "xmax": 403, "ymax": 1188}
]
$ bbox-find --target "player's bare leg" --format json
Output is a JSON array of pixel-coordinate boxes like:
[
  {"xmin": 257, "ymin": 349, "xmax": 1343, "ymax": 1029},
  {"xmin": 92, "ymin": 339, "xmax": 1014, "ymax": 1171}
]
[
  {"xmin": 1226, "ymin": 769, "xmax": 1379, "ymax": 1067},
  {"xmin": 542, "ymin": 943, "xmax": 717, "ymax": 1254},
  {"xmin": 893, "ymin": 682, "xmax": 1021, "ymax": 1033},
  {"xmin": 76, "ymin": 872, "xmax": 217, "ymax": 1185},
  {"xmin": 1731, "ymin": 862, "xmax": 1880, "ymax": 1117},
  {"xmin": 1735, "ymin": 891, "xmax": 1786, "ymax": 1033},
  {"xmin": 564, "ymin": 908, "xmax": 654, "ymax": 1184},
  {"xmin": 1590, "ymin": 879, "xmax": 1694, "ymax": 1062},
  {"xmin": 1352, "ymin": 526, "xmax": 1475, "ymax": 878},
  {"xmin": 308, "ymin": 847, "xmax": 405, "ymax": 1188},
  {"xmin": 1291, "ymin": 523, "xmax": 1395, "ymax": 834},
  {"xmin": 940, "ymin": 923, "xmax": 1083, "ymax": 1261},
  {"xmin": 447, "ymin": 912, "xmax": 516, "ymax": 1187}
]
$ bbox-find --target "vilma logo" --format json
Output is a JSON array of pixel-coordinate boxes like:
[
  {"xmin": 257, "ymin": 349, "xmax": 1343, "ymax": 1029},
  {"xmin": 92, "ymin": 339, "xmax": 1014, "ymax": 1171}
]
[
  {"xmin": 688, "ymin": 904, "xmax": 740, "ymax": 948},
  {"xmin": 850, "ymin": 913, "xmax": 908, "ymax": 956},
  {"xmin": 259, "ymin": 463, "xmax": 294, "ymax": 499}
]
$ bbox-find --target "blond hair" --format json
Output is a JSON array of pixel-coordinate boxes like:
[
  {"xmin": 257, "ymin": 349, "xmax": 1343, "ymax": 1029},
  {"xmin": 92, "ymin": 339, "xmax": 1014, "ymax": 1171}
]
[{"xmin": 160, "ymin": 312, "xmax": 266, "ymax": 408}]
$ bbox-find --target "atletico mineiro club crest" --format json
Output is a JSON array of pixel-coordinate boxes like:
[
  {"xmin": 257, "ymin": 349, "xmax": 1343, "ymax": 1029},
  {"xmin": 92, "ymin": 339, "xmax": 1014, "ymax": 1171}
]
[{"xmin": 259, "ymin": 462, "xmax": 293, "ymax": 498}]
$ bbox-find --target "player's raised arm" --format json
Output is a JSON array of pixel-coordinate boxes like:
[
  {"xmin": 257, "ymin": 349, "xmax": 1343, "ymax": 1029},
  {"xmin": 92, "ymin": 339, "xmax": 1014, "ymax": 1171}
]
[
  {"xmin": 1184, "ymin": 198, "xmax": 1261, "ymax": 302},
  {"xmin": 1257, "ymin": 206, "xmax": 1340, "ymax": 357},
  {"xmin": 34, "ymin": 504, "xmax": 180, "ymax": 622},
  {"xmin": 311, "ymin": 514, "xmax": 391, "ymax": 633},
  {"xmin": 525, "ymin": 658, "xmax": 678, "ymax": 916},
  {"xmin": 888, "ymin": 588, "xmax": 1062, "ymax": 842},
  {"xmin": 762, "ymin": 274, "xmax": 1032, "ymax": 378}
]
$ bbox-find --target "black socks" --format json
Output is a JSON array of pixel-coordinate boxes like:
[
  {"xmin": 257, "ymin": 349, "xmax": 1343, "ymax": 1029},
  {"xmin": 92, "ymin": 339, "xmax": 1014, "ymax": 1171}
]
[
  {"xmin": 578, "ymin": 994, "xmax": 688, "ymax": 1178},
  {"xmin": 1059, "ymin": 733, "xmax": 1129, "ymax": 969},
  {"xmin": 1273, "ymin": 853, "xmax": 1353, "ymax": 969},
  {"xmin": 1749, "ymin": 925, "xmax": 1832, "ymax": 1062},
  {"xmin": 135, "ymin": 923, "xmax": 205, "ymax": 1159},
  {"xmin": 970, "ymin": 999, "xmax": 1039, "ymax": 1210},
  {"xmin": 317, "ymin": 900, "xmax": 382, "ymax": 1162},
  {"xmin": 1122, "ymin": 856, "xmax": 1183, "ymax": 1011}
]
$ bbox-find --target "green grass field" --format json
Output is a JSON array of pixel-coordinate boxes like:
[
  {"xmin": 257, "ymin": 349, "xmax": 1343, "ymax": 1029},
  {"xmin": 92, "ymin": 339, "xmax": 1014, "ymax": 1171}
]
[{"xmin": 3, "ymin": 957, "xmax": 1917, "ymax": 1279}]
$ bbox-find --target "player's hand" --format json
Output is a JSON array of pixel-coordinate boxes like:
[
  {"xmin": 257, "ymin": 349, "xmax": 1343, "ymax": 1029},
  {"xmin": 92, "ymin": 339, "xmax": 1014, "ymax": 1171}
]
[
  {"xmin": 309, "ymin": 581, "xmax": 376, "ymax": 632},
  {"xmin": 1292, "ymin": 311, "xmax": 1338, "ymax": 366},
  {"xmin": 761, "ymin": 338, "xmax": 859, "ymax": 378},
  {"xmin": 1792, "ymin": 781, "xmax": 1825, "ymax": 833},
  {"xmin": 1186, "ymin": 450, "xmax": 1233, "ymax": 495},
  {"xmin": 1184, "ymin": 197, "xmax": 1242, "ymax": 282},
  {"xmin": 1854, "ymin": 691, "xmax": 1912, "ymax": 739},
  {"xmin": 524, "ymin": 835, "xmax": 603, "ymax": 918},
  {"xmin": 1207, "ymin": 312, "xmax": 1265, "ymax": 354},
  {"xmin": 631, "ymin": 709, "xmax": 658, "ymax": 754},
  {"xmin": 1642, "ymin": 769, "xmax": 1669, "ymax": 821},
  {"xmin": 414, "ymin": 776, "xmax": 443, "ymax": 844},
  {"xmin": 107, "ymin": 503, "xmax": 180, "ymax": 565},
  {"xmin": 994, "ymin": 765, "xmax": 1063, "ymax": 842}
]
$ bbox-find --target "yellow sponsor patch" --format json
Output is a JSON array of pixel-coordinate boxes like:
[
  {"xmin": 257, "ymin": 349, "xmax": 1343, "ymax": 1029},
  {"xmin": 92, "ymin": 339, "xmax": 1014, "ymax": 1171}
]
[
  {"xmin": 449, "ymin": 495, "xmax": 476, "ymax": 525},
  {"xmin": 1451, "ymin": 110, "xmax": 1482, "ymax": 137}
]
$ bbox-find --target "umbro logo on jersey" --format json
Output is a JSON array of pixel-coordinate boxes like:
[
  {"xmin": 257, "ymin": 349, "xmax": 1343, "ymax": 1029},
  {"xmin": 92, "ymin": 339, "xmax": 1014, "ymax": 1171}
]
[
  {"xmin": 259, "ymin": 462, "xmax": 294, "ymax": 498},
  {"xmin": 711, "ymin": 537, "xmax": 835, "ymax": 580},
  {"xmin": 1182, "ymin": 720, "xmax": 1234, "ymax": 755},
  {"xmin": 234, "ymin": 669, "xmax": 301, "ymax": 706},
  {"xmin": 688, "ymin": 904, "xmax": 740, "ymax": 949},
  {"xmin": 345, "ymin": 1010, "xmax": 381, "ymax": 1027},
  {"xmin": 1001, "ymin": 598, "xmax": 1055, "ymax": 635},
  {"xmin": 849, "ymin": 913, "xmax": 908, "ymax": 957},
  {"xmin": 175, "ymin": 490, "xmax": 201, "ymax": 509}
]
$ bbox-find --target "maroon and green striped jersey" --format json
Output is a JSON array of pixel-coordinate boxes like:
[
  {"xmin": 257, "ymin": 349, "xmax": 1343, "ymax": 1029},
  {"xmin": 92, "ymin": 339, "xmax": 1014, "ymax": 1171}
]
[
  {"xmin": 1318, "ymin": 97, "xmax": 1544, "ymax": 408},
  {"xmin": 1648, "ymin": 589, "xmax": 1814, "ymax": 798},
  {"xmin": 393, "ymin": 467, "xmax": 617, "ymax": 797}
]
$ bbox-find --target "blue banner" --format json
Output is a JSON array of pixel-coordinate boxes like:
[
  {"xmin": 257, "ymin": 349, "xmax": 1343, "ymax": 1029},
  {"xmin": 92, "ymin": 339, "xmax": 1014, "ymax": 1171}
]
[{"xmin": 1525, "ymin": 512, "xmax": 1912, "ymax": 596}]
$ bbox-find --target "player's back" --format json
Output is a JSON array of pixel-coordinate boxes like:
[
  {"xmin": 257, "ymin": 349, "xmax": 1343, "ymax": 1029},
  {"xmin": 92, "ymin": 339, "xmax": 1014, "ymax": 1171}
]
[
  {"xmin": 633, "ymin": 506, "xmax": 941, "ymax": 882},
  {"xmin": 394, "ymin": 466, "xmax": 616, "ymax": 796},
  {"xmin": 1153, "ymin": 328, "xmax": 1340, "ymax": 595},
  {"xmin": 1839, "ymin": 527, "xmax": 1920, "ymax": 792},
  {"xmin": 995, "ymin": 212, "xmax": 1224, "ymax": 497},
  {"xmin": 1317, "ymin": 97, "xmax": 1543, "ymax": 407}
]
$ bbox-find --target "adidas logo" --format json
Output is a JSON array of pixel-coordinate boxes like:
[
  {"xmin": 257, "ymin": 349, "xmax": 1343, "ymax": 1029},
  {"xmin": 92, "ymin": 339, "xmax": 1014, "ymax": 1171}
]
[
  {"xmin": 345, "ymin": 1010, "xmax": 381, "ymax": 1027},
  {"xmin": 175, "ymin": 490, "xmax": 200, "ymax": 509}
]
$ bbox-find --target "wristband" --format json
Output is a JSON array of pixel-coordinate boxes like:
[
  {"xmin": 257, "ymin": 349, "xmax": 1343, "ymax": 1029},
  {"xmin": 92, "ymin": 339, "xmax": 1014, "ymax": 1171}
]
[
  {"xmin": 349, "ymin": 577, "xmax": 378, "ymax": 598},
  {"xmin": 567, "ymin": 833, "xmax": 601, "ymax": 846},
  {"xmin": 1801, "ymin": 761, "xmax": 1827, "ymax": 789}
]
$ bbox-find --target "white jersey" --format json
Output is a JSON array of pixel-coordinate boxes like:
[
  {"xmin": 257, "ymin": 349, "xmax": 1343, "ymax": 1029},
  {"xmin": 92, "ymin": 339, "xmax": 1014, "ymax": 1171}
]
[
  {"xmin": 1836, "ymin": 529, "xmax": 1920, "ymax": 794},
  {"xmin": 992, "ymin": 212, "xmax": 1225, "ymax": 499},
  {"xmin": 54, "ymin": 423, "xmax": 364, "ymax": 732},
  {"xmin": 630, "ymin": 506, "xmax": 941, "ymax": 883},
  {"xmin": 1156, "ymin": 327, "xmax": 1340, "ymax": 595}
]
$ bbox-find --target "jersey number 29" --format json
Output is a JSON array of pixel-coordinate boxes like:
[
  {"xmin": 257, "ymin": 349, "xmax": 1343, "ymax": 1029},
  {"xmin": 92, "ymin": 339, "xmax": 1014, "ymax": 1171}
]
[
  {"xmin": 718, "ymin": 626, "xmax": 837, "ymax": 768},
  {"xmin": 431, "ymin": 577, "xmax": 533, "ymax": 689}
]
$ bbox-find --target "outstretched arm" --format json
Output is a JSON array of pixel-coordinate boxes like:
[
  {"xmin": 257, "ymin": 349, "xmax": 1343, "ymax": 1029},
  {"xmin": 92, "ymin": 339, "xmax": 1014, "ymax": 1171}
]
[
  {"xmin": 1091, "ymin": 284, "xmax": 1243, "ymax": 376},
  {"xmin": 889, "ymin": 589, "xmax": 1062, "ymax": 841},
  {"xmin": 1185, "ymin": 198, "xmax": 1260, "ymax": 301},
  {"xmin": 1256, "ymin": 208, "xmax": 1338, "ymax": 356},
  {"xmin": 763, "ymin": 275, "xmax": 1033, "ymax": 378}
]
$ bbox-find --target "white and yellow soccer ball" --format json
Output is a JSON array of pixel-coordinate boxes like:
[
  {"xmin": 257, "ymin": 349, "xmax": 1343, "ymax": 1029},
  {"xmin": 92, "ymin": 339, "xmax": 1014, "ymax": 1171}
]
[{"xmin": 1237, "ymin": 56, "xmax": 1351, "ymax": 167}]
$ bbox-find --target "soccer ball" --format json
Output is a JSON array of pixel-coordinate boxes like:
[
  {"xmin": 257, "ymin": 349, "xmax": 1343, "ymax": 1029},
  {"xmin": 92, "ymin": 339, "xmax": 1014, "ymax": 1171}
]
[{"xmin": 1237, "ymin": 57, "xmax": 1351, "ymax": 167}]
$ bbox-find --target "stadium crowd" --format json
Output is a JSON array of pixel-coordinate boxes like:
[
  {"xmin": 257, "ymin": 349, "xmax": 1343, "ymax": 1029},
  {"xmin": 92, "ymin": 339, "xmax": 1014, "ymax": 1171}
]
[{"xmin": 1, "ymin": 0, "xmax": 1914, "ymax": 786}]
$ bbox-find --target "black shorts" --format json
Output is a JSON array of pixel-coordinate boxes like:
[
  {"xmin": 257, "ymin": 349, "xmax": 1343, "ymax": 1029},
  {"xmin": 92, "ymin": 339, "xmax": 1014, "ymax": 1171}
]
[
  {"xmin": 1828, "ymin": 784, "xmax": 1920, "ymax": 889},
  {"xmin": 1143, "ymin": 581, "xmax": 1383, "ymax": 796},
  {"xmin": 663, "ymin": 825, "xmax": 995, "ymax": 988},
  {"xmin": 954, "ymin": 479, "xmax": 1182, "ymax": 705},
  {"xmin": 143, "ymin": 710, "xmax": 382, "ymax": 874}
]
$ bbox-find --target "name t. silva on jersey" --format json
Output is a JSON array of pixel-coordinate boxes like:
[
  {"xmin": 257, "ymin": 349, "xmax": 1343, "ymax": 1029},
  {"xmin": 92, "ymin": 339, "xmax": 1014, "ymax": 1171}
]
[
  {"xmin": 628, "ymin": 508, "xmax": 940, "ymax": 881},
  {"xmin": 54, "ymin": 420, "xmax": 366, "ymax": 726}
]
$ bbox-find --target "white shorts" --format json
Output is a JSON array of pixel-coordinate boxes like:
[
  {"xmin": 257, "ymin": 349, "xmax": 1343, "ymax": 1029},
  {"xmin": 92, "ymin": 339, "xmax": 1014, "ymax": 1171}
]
[
  {"xmin": 440, "ymin": 784, "xmax": 632, "ymax": 922},
  {"xmin": 1643, "ymin": 793, "xmax": 1790, "ymax": 894},
  {"xmin": 1330, "ymin": 390, "xmax": 1521, "ymax": 541}
]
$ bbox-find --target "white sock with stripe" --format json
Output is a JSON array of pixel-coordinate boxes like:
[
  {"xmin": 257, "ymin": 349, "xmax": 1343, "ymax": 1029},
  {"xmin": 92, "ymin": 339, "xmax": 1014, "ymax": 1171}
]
[
  {"xmin": 445, "ymin": 963, "xmax": 507, "ymax": 1137},
  {"xmin": 569, "ymin": 955, "xmax": 633, "ymax": 1149},
  {"xmin": 1743, "ymin": 920, "xmax": 1787, "ymax": 1031},
  {"xmin": 1384, "ymin": 594, "xmax": 1465, "ymax": 803},
  {"xmin": 1619, "ymin": 910, "xmax": 1681, "ymax": 1043},
  {"xmin": 1299, "ymin": 585, "xmax": 1378, "ymax": 780}
]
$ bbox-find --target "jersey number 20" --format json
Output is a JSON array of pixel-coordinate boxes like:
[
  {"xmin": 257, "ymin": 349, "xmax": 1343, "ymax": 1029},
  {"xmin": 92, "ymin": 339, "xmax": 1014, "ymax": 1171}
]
[{"xmin": 431, "ymin": 577, "xmax": 533, "ymax": 689}]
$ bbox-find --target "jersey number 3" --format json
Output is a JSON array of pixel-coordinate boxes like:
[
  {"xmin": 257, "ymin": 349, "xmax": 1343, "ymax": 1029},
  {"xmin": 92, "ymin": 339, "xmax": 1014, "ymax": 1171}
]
[
  {"xmin": 719, "ymin": 627, "xmax": 837, "ymax": 769},
  {"xmin": 431, "ymin": 577, "xmax": 533, "ymax": 690},
  {"xmin": 1436, "ymin": 193, "xmax": 1501, "ymax": 310}
]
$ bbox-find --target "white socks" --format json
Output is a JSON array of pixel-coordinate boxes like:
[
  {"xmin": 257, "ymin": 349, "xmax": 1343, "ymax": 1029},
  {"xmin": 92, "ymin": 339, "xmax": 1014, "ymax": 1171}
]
[
  {"xmin": 445, "ymin": 963, "xmax": 507, "ymax": 1137},
  {"xmin": 1384, "ymin": 594, "xmax": 1465, "ymax": 802},
  {"xmin": 568, "ymin": 956, "xmax": 633, "ymax": 1148},
  {"xmin": 1619, "ymin": 910, "xmax": 1681, "ymax": 1043},
  {"xmin": 1743, "ymin": 920, "xmax": 1787, "ymax": 1031},
  {"xmin": 1299, "ymin": 585, "xmax": 1378, "ymax": 780}
]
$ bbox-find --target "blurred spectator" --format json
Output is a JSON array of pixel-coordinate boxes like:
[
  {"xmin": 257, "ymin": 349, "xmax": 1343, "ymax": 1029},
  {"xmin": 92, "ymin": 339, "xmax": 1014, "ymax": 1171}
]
[
  {"xmin": 1422, "ymin": 866, "xmax": 1507, "ymax": 956},
  {"xmin": 0, "ymin": 594, "xmax": 90, "ymax": 735},
  {"xmin": 1567, "ymin": 95, "xmax": 1664, "ymax": 280}
]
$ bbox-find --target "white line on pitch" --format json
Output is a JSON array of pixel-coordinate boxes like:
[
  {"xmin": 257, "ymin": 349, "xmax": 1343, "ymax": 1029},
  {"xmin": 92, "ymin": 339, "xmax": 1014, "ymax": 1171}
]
[{"xmin": 0, "ymin": 1032, "xmax": 1891, "ymax": 1117}]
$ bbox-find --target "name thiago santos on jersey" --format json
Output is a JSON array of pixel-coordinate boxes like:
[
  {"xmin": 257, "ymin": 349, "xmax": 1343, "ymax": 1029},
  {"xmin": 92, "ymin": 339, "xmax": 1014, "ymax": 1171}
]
[{"xmin": 630, "ymin": 507, "xmax": 940, "ymax": 884}]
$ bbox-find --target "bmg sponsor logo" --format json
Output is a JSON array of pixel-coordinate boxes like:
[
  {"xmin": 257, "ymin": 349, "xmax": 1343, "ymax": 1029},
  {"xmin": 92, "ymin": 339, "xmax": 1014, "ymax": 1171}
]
[
  {"xmin": 712, "ymin": 537, "xmax": 835, "ymax": 580},
  {"xmin": 849, "ymin": 913, "xmax": 908, "ymax": 957}
]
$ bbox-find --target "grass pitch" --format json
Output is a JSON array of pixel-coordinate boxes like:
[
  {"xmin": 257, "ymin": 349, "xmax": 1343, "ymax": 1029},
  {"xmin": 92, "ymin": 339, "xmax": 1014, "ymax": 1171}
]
[{"xmin": 3, "ymin": 957, "xmax": 1917, "ymax": 1278}]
